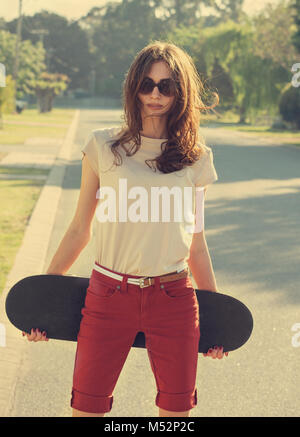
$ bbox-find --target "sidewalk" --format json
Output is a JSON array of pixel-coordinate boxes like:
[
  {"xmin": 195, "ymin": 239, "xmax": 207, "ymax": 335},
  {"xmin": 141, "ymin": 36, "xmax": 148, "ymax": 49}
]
[
  {"xmin": 0, "ymin": 110, "xmax": 80, "ymax": 416},
  {"xmin": 0, "ymin": 138, "xmax": 63, "ymax": 169}
]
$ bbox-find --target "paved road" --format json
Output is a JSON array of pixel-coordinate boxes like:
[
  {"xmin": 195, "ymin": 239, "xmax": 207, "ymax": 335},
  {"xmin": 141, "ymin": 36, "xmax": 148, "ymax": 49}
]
[{"xmin": 9, "ymin": 109, "xmax": 300, "ymax": 417}]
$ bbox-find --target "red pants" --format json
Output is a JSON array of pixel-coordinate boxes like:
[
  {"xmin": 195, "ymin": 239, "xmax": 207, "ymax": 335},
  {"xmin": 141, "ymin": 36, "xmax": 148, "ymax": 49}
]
[{"xmin": 71, "ymin": 262, "xmax": 200, "ymax": 414}]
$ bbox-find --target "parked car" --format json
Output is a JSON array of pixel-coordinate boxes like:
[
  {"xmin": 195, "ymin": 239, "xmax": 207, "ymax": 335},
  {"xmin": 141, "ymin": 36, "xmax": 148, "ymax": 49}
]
[{"xmin": 15, "ymin": 100, "xmax": 27, "ymax": 113}]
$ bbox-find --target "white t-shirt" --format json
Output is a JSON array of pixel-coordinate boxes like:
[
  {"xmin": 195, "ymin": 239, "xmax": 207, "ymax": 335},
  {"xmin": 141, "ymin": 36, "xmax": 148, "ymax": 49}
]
[{"xmin": 81, "ymin": 126, "xmax": 218, "ymax": 276}]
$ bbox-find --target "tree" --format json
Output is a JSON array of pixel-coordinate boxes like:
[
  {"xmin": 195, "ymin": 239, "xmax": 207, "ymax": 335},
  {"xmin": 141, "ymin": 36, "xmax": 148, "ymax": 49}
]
[
  {"xmin": 0, "ymin": 30, "xmax": 46, "ymax": 99},
  {"xmin": 33, "ymin": 72, "xmax": 69, "ymax": 113},
  {"xmin": 91, "ymin": 0, "xmax": 165, "ymax": 97},
  {"xmin": 279, "ymin": 83, "xmax": 300, "ymax": 128},
  {"xmin": 168, "ymin": 17, "xmax": 292, "ymax": 123},
  {"xmin": 200, "ymin": 20, "xmax": 290, "ymax": 122},
  {"xmin": 209, "ymin": 56, "xmax": 234, "ymax": 108},
  {"xmin": 7, "ymin": 11, "xmax": 93, "ymax": 91},
  {"xmin": 0, "ymin": 17, "xmax": 7, "ymax": 30},
  {"xmin": 0, "ymin": 75, "xmax": 15, "ymax": 128},
  {"xmin": 290, "ymin": 0, "xmax": 300, "ymax": 53},
  {"xmin": 252, "ymin": 0, "xmax": 298, "ymax": 70},
  {"xmin": 150, "ymin": 0, "xmax": 246, "ymax": 27},
  {"xmin": 206, "ymin": 0, "xmax": 245, "ymax": 23}
]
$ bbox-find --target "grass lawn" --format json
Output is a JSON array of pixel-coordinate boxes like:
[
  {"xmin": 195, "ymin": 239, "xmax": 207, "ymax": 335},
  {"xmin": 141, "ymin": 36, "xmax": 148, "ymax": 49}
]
[
  {"xmin": 0, "ymin": 107, "xmax": 74, "ymax": 294},
  {"xmin": 3, "ymin": 108, "xmax": 75, "ymax": 124},
  {"xmin": 0, "ymin": 108, "xmax": 75, "ymax": 145},
  {"xmin": 201, "ymin": 111, "xmax": 300, "ymax": 146},
  {"xmin": 0, "ymin": 166, "xmax": 50, "ymax": 176},
  {"xmin": 0, "ymin": 170, "xmax": 49, "ymax": 296}
]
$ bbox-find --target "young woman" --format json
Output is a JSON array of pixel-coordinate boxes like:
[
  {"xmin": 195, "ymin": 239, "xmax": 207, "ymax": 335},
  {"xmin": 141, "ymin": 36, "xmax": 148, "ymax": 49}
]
[{"xmin": 23, "ymin": 41, "xmax": 228, "ymax": 417}]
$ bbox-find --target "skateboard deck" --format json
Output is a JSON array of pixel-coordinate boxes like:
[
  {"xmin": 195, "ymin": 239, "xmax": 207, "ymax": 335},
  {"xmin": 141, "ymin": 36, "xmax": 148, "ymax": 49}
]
[{"xmin": 5, "ymin": 274, "xmax": 253, "ymax": 353}]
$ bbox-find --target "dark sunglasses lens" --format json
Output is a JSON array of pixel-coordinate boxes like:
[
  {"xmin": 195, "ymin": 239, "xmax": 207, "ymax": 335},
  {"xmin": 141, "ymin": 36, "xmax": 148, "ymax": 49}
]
[
  {"xmin": 139, "ymin": 78, "xmax": 175, "ymax": 96},
  {"xmin": 139, "ymin": 78, "xmax": 154, "ymax": 94},
  {"xmin": 159, "ymin": 79, "xmax": 173, "ymax": 96}
]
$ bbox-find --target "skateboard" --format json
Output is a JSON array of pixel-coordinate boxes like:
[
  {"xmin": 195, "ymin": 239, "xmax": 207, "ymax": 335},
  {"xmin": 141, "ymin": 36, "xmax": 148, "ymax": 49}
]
[{"xmin": 5, "ymin": 274, "xmax": 253, "ymax": 353}]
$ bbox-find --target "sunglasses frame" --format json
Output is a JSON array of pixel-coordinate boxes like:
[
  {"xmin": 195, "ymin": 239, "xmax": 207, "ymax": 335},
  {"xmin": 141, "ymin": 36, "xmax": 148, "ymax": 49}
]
[{"xmin": 138, "ymin": 77, "xmax": 177, "ymax": 97}]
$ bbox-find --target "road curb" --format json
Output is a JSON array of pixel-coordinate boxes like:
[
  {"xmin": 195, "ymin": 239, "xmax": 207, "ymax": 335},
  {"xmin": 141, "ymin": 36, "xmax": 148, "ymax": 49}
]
[{"xmin": 0, "ymin": 109, "xmax": 80, "ymax": 416}]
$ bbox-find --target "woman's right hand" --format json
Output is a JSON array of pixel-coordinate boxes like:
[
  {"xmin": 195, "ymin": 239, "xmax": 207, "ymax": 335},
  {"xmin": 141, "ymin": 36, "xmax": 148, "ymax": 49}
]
[{"xmin": 22, "ymin": 328, "xmax": 49, "ymax": 342}]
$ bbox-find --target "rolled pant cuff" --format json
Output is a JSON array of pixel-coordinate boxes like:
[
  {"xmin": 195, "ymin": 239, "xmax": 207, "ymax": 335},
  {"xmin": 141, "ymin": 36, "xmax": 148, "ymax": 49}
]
[
  {"xmin": 155, "ymin": 388, "xmax": 197, "ymax": 412},
  {"xmin": 71, "ymin": 388, "xmax": 113, "ymax": 414}
]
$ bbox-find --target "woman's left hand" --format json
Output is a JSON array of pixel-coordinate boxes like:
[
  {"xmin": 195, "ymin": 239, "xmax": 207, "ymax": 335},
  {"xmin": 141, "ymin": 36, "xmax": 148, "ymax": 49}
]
[{"xmin": 203, "ymin": 346, "xmax": 229, "ymax": 359}]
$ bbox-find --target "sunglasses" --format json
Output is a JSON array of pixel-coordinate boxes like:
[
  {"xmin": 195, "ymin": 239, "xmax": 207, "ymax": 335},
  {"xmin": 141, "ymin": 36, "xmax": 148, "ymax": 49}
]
[{"xmin": 138, "ymin": 77, "xmax": 176, "ymax": 97}]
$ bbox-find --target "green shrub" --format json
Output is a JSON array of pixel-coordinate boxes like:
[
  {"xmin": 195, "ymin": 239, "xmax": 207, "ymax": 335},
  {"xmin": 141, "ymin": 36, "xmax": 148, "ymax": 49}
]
[{"xmin": 279, "ymin": 83, "xmax": 300, "ymax": 129}]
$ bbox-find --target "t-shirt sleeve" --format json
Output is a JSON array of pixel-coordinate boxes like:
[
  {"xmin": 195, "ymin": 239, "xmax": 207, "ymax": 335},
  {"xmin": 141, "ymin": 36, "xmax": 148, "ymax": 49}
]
[
  {"xmin": 193, "ymin": 146, "xmax": 218, "ymax": 187},
  {"xmin": 81, "ymin": 131, "xmax": 99, "ymax": 176}
]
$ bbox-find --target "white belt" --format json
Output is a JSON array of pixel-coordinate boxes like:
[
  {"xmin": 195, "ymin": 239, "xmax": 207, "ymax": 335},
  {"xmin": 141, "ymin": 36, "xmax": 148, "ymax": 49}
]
[{"xmin": 93, "ymin": 262, "xmax": 186, "ymax": 288}]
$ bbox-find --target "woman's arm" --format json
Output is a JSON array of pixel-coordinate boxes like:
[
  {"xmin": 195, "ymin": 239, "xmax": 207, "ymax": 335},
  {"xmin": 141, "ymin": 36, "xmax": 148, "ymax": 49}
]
[
  {"xmin": 188, "ymin": 187, "xmax": 228, "ymax": 358},
  {"xmin": 45, "ymin": 155, "xmax": 100, "ymax": 275},
  {"xmin": 187, "ymin": 242, "xmax": 218, "ymax": 292},
  {"xmin": 187, "ymin": 186, "xmax": 218, "ymax": 292},
  {"xmin": 23, "ymin": 156, "xmax": 100, "ymax": 342}
]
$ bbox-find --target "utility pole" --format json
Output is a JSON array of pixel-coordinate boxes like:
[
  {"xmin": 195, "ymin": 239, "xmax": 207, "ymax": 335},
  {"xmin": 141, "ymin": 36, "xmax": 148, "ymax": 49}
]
[
  {"xmin": 13, "ymin": 0, "xmax": 23, "ymax": 85},
  {"xmin": 30, "ymin": 29, "xmax": 49, "ymax": 67}
]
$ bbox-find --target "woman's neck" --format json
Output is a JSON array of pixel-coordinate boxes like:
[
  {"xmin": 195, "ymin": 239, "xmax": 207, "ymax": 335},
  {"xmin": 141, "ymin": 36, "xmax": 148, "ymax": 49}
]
[{"xmin": 139, "ymin": 129, "xmax": 168, "ymax": 139}]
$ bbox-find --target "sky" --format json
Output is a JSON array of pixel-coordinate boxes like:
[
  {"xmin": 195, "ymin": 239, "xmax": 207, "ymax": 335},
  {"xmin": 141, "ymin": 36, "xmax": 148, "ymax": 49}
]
[{"xmin": 1, "ymin": 0, "xmax": 282, "ymax": 22}]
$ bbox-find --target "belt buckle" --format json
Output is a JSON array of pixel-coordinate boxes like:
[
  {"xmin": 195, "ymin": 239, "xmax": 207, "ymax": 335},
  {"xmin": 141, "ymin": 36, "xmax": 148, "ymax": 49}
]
[{"xmin": 139, "ymin": 277, "xmax": 152, "ymax": 288}]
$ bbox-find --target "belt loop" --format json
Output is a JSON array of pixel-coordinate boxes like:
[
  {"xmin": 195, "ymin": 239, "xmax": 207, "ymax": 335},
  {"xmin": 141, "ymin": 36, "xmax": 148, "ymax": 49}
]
[
  {"xmin": 154, "ymin": 276, "xmax": 160, "ymax": 293},
  {"xmin": 121, "ymin": 274, "xmax": 129, "ymax": 293}
]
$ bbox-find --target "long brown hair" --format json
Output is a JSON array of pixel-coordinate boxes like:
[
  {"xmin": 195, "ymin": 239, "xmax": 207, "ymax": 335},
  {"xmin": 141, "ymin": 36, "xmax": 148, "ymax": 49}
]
[{"xmin": 107, "ymin": 40, "xmax": 219, "ymax": 174}]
